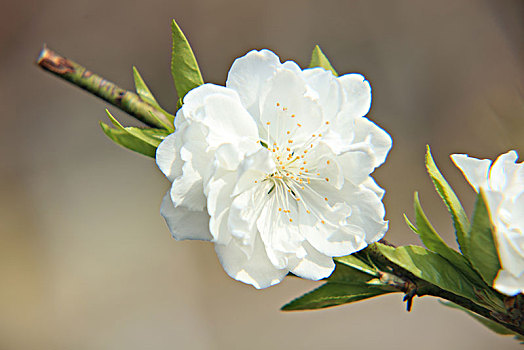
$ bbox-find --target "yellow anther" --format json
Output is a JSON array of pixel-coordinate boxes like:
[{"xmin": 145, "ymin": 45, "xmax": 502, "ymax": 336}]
[
  {"xmin": 312, "ymin": 134, "xmax": 316, "ymax": 137},
  {"xmin": 297, "ymin": 123, "xmax": 302, "ymax": 127},
  {"xmin": 289, "ymin": 218, "xmax": 293, "ymax": 222},
  {"xmin": 304, "ymin": 150, "xmax": 308, "ymax": 153},
  {"xmin": 291, "ymin": 114, "xmax": 295, "ymax": 118},
  {"xmin": 287, "ymin": 131, "xmax": 290, "ymax": 135},
  {"xmin": 318, "ymin": 133, "xmax": 322, "ymax": 137},
  {"xmin": 325, "ymin": 121, "xmax": 330, "ymax": 125},
  {"xmin": 300, "ymin": 167, "xmax": 304, "ymax": 170},
  {"xmin": 254, "ymin": 180, "xmax": 258, "ymax": 183},
  {"xmin": 306, "ymin": 210, "xmax": 311, "ymax": 214},
  {"xmin": 288, "ymin": 140, "xmax": 293, "ymax": 143},
  {"xmin": 279, "ymin": 208, "xmax": 282, "ymax": 211},
  {"xmin": 276, "ymin": 102, "xmax": 280, "ymax": 107},
  {"xmin": 327, "ymin": 160, "xmax": 330, "ymax": 165},
  {"xmin": 324, "ymin": 197, "xmax": 328, "ymax": 201},
  {"xmin": 321, "ymin": 220, "xmax": 326, "ymax": 224},
  {"xmin": 266, "ymin": 122, "xmax": 271, "ymax": 125},
  {"xmin": 325, "ymin": 178, "xmax": 330, "ymax": 182},
  {"xmin": 286, "ymin": 147, "xmax": 291, "ymax": 152}
]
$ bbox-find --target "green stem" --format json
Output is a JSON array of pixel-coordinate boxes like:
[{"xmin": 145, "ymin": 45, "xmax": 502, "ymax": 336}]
[{"xmin": 36, "ymin": 46, "xmax": 169, "ymax": 129}]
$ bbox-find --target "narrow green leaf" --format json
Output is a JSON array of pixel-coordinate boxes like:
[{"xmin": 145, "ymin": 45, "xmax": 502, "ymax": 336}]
[
  {"xmin": 171, "ymin": 19, "xmax": 204, "ymax": 100},
  {"xmin": 425, "ymin": 146, "xmax": 470, "ymax": 255},
  {"xmin": 404, "ymin": 213, "xmax": 418, "ymax": 233},
  {"xmin": 413, "ymin": 192, "xmax": 486, "ymax": 287},
  {"xmin": 376, "ymin": 243, "xmax": 482, "ymax": 304},
  {"xmin": 308, "ymin": 45, "xmax": 338, "ymax": 76},
  {"xmin": 466, "ymin": 191, "xmax": 501, "ymax": 285},
  {"xmin": 440, "ymin": 301, "xmax": 515, "ymax": 336},
  {"xmin": 133, "ymin": 66, "xmax": 161, "ymax": 109},
  {"xmin": 282, "ymin": 282, "xmax": 392, "ymax": 311},
  {"xmin": 100, "ymin": 122, "xmax": 157, "ymax": 158},
  {"xmin": 334, "ymin": 255, "xmax": 379, "ymax": 277},
  {"xmin": 133, "ymin": 66, "xmax": 175, "ymax": 130},
  {"xmin": 105, "ymin": 110, "xmax": 169, "ymax": 147}
]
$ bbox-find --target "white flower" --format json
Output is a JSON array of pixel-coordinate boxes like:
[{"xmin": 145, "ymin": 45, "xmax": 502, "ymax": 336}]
[
  {"xmin": 452, "ymin": 151, "xmax": 524, "ymax": 296},
  {"xmin": 156, "ymin": 49, "xmax": 391, "ymax": 288}
]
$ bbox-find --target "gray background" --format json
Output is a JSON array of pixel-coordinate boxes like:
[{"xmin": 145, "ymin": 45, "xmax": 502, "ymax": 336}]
[{"xmin": 1, "ymin": 0, "xmax": 523, "ymax": 349}]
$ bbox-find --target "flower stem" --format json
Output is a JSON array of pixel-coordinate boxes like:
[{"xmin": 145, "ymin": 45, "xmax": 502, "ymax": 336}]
[{"xmin": 36, "ymin": 46, "xmax": 170, "ymax": 129}]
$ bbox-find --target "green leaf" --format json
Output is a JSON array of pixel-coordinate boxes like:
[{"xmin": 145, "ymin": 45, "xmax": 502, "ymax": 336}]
[
  {"xmin": 466, "ymin": 191, "xmax": 501, "ymax": 285},
  {"xmin": 171, "ymin": 19, "xmax": 204, "ymax": 101},
  {"xmin": 412, "ymin": 192, "xmax": 486, "ymax": 287},
  {"xmin": 334, "ymin": 255, "xmax": 379, "ymax": 277},
  {"xmin": 308, "ymin": 45, "xmax": 338, "ymax": 76},
  {"xmin": 100, "ymin": 122, "xmax": 157, "ymax": 158},
  {"xmin": 404, "ymin": 213, "xmax": 418, "ymax": 233},
  {"xmin": 282, "ymin": 282, "xmax": 392, "ymax": 311},
  {"xmin": 376, "ymin": 243, "xmax": 483, "ymax": 304},
  {"xmin": 441, "ymin": 301, "xmax": 515, "ymax": 336},
  {"xmin": 425, "ymin": 146, "xmax": 470, "ymax": 255},
  {"xmin": 133, "ymin": 67, "xmax": 175, "ymax": 130},
  {"xmin": 100, "ymin": 110, "xmax": 170, "ymax": 158}
]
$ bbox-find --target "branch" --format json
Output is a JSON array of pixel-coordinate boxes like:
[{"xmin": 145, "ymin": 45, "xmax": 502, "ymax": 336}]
[
  {"xmin": 365, "ymin": 243, "xmax": 524, "ymax": 336},
  {"xmin": 36, "ymin": 46, "xmax": 170, "ymax": 129}
]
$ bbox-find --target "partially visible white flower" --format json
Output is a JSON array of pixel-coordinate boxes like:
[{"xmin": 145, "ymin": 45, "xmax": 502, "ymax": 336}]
[
  {"xmin": 157, "ymin": 49, "xmax": 392, "ymax": 288},
  {"xmin": 452, "ymin": 151, "xmax": 524, "ymax": 296}
]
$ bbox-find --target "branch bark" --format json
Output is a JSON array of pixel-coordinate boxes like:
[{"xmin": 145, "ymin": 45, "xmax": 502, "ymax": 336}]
[{"xmin": 36, "ymin": 46, "xmax": 170, "ymax": 129}]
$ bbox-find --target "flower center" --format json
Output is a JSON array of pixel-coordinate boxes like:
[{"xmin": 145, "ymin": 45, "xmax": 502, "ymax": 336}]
[{"xmin": 254, "ymin": 102, "xmax": 334, "ymax": 223}]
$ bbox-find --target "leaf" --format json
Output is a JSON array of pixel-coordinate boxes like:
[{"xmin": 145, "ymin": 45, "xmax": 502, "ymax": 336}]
[
  {"xmin": 100, "ymin": 110, "xmax": 170, "ymax": 158},
  {"xmin": 133, "ymin": 67, "xmax": 175, "ymax": 130},
  {"xmin": 171, "ymin": 19, "xmax": 204, "ymax": 101},
  {"xmin": 376, "ymin": 243, "xmax": 483, "ymax": 305},
  {"xmin": 412, "ymin": 192, "xmax": 486, "ymax": 287},
  {"xmin": 334, "ymin": 255, "xmax": 379, "ymax": 277},
  {"xmin": 440, "ymin": 301, "xmax": 515, "ymax": 336},
  {"xmin": 466, "ymin": 191, "xmax": 501, "ymax": 285},
  {"xmin": 105, "ymin": 110, "xmax": 169, "ymax": 147},
  {"xmin": 282, "ymin": 283, "xmax": 393, "ymax": 311},
  {"xmin": 100, "ymin": 122, "xmax": 157, "ymax": 158},
  {"xmin": 425, "ymin": 146, "xmax": 470, "ymax": 255},
  {"xmin": 308, "ymin": 45, "xmax": 338, "ymax": 76},
  {"xmin": 404, "ymin": 214, "xmax": 418, "ymax": 233}
]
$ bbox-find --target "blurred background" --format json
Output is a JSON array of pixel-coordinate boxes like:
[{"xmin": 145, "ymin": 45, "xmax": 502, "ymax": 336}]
[{"xmin": 1, "ymin": 0, "xmax": 523, "ymax": 349}]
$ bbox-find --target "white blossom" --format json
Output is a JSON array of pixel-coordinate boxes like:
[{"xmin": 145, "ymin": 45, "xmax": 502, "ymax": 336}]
[
  {"xmin": 452, "ymin": 151, "xmax": 524, "ymax": 296},
  {"xmin": 156, "ymin": 49, "xmax": 391, "ymax": 288}
]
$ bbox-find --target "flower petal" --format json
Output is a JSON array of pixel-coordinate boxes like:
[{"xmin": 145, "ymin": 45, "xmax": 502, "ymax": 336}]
[
  {"xmin": 450, "ymin": 154, "xmax": 492, "ymax": 191},
  {"xmin": 338, "ymin": 73, "xmax": 372, "ymax": 118},
  {"xmin": 156, "ymin": 133, "xmax": 182, "ymax": 182},
  {"xmin": 303, "ymin": 68, "xmax": 343, "ymax": 121},
  {"xmin": 215, "ymin": 235, "xmax": 287, "ymax": 289},
  {"xmin": 493, "ymin": 269, "xmax": 524, "ymax": 296},
  {"xmin": 289, "ymin": 241, "xmax": 335, "ymax": 280},
  {"xmin": 259, "ymin": 67, "xmax": 323, "ymax": 146},
  {"xmin": 170, "ymin": 161, "xmax": 206, "ymax": 211},
  {"xmin": 489, "ymin": 150, "xmax": 519, "ymax": 193},
  {"xmin": 226, "ymin": 49, "xmax": 281, "ymax": 117},
  {"xmin": 160, "ymin": 192, "xmax": 212, "ymax": 241}
]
